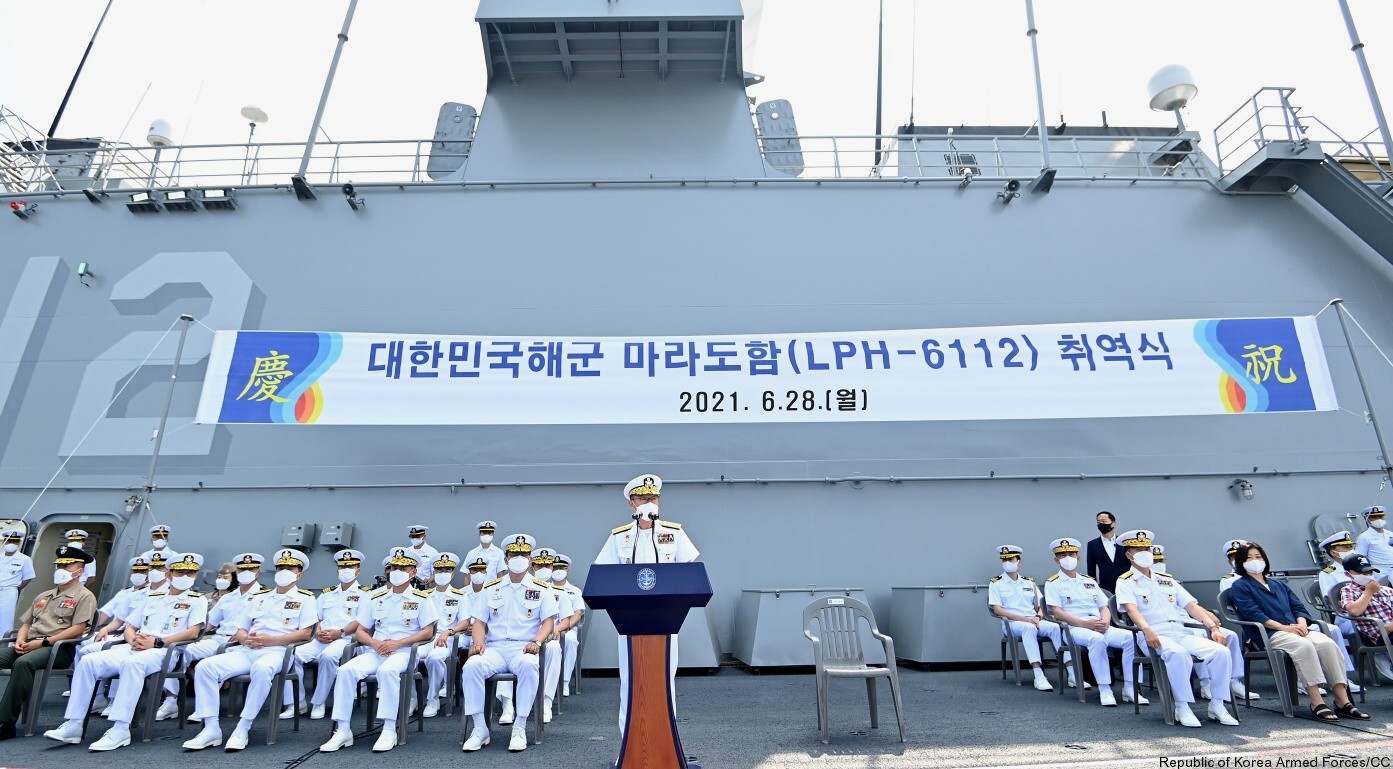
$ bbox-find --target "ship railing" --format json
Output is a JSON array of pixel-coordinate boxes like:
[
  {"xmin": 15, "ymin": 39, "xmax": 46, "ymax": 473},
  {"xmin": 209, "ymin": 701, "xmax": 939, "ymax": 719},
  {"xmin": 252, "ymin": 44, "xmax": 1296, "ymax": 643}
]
[
  {"xmin": 758, "ymin": 133, "xmax": 1212, "ymax": 181},
  {"xmin": 1213, "ymin": 86, "xmax": 1391, "ymax": 184},
  {"xmin": 0, "ymin": 137, "xmax": 458, "ymax": 194},
  {"xmin": 1299, "ymin": 118, "xmax": 1393, "ymax": 184}
]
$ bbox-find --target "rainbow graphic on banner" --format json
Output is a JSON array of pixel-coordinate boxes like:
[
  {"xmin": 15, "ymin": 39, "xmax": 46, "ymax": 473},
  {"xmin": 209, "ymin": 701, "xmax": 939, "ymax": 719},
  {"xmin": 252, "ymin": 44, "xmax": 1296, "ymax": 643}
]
[
  {"xmin": 215, "ymin": 332, "xmax": 343, "ymax": 424},
  {"xmin": 1194, "ymin": 318, "xmax": 1317, "ymax": 414}
]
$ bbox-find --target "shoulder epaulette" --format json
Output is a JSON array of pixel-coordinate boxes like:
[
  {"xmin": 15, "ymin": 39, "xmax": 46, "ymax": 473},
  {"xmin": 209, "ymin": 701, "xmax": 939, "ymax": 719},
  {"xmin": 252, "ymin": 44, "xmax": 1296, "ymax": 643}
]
[
  {"xmin": 187, "ymin": 591, "xmax": 204, "ymax": 598},
  {"xmin": 255, "ymin": 587, "xmax": 272, "ymax": 594},
  {"xmin": 1119, "ymin": 570, "xmax": 1133, "ymax": 580},
  {"xmin": 148, "ymin": 590, "xmax": 168, "ymax": 597},
  {"xmin": 1023, "ymin": 576, "xmax": 1035, "ymax": 582},
  {"xmin": 1046, "ymin": 574, "xmax": 1060, "ymax": 582},
  {"xmin": 1322, "ymin": 566, "xmax": 1336, "ymax": 573},
  {"xmin": 612, "ymin": 523, "xmax": 633, "ymax": 535},
  {"xmin": 369, "ymin": 588, "xmax": 389, "ymax": 599},
  {"xmin": 484, "ymin": 578, "xmax": 503, "ymax": 588},
  {"xmin": 532, "ymin": 578, "xmax": 551, "ymax": 587},
  {"xmin": 1157, "ymin": 571, "xmax": 1174, "ymax": 578},
  {"xmin": 297, "ymin": 588, "xmax": 313, "ymax": 596},
  {"xmin": 990, "ymin": 576, "xmax": 1001, "ymax": 583},
  {"xmin": 450, "ymin": 587, "xmax": 467, "ymax": 595},
  {"xmin": 658, "ymin": 521, "xmax": 682, "ymax": 530},
  {"xmin": 322, "ymin": 586, "xmax": 334, "ymax": 594}
]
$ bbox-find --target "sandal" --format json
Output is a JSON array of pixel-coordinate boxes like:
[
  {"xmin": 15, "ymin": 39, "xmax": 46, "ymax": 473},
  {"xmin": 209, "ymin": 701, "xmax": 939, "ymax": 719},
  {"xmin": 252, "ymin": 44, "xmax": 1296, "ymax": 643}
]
[
  {"xmin": 1335, "ymin": 702, "xmax": 1371, "ymax": 721},
  {"xmin": 1310, "ymin": 703, "xmax": 1339, "ymax": 722}
]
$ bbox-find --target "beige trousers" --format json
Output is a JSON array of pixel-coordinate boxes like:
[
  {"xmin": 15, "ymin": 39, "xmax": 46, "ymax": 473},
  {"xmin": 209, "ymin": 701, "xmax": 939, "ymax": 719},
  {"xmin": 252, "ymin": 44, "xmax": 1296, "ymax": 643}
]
[{"xmin": 1267, "ymin": 628, "xmax": 1346, "ymax": 688}]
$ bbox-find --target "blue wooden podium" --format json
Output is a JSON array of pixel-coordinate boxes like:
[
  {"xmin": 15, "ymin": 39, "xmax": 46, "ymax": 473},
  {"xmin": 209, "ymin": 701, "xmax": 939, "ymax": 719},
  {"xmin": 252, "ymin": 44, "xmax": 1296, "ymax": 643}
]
[{"xmin": 584, "ymin": 563, "xmax": 713, "ymax": 769}]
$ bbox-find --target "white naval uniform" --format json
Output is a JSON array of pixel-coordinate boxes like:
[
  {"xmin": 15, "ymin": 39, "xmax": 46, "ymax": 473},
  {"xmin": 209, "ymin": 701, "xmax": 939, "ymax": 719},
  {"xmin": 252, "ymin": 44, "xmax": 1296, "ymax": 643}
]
[
  {"xmin": 423, "ymin": 586, "xmax": 468, "ymax": 699},
  {"xmin": 553, "ymin": 581, "xmax": 584, "ymax": 690},
  {"xmin": 0, "ymin": 549, "xmax": 35, "ymax": 633},
  {"xmin": 407, "ymin": 543, "xmax": 441, "ymax": 582},
  {"xmin": 75, "ymin": 586, "xmax": 148, "ymax": 666},
  {"xmin": 284, "ymin": 583, "xmax": 366, "ymax": 707},
  {"xmin": 988, "ymin": 572, "xmax": 1063, "ymax": 666},
  {"xmin": 461, "ymin": 577, "xmax": 559, "ymax": 724},
  {"xmin": 1318, "ymin": 564, "xmax": 1358, "ymax": 672},
  {"xmin": 1355, "ymin": 527, "xmax": 1393, "ymax": 583},
  {"xmin": 179, "ymin": 584, "xmax": 262, "ymax": 676},
  {"xmin": 595, "ymin": 519, "xmax": 699, "ymax": 732},
  {"xmin": 192, "ymin": 587, "xmax": 318, "ymax": 722},
  {"xmin": 1044, "ymin": 571, "xmax": 1137, "ymax": 687},
  {"xmin": 539, "ymin": 582, "xmax": 580, "ymax": 705},
  {"xmin": 65, "ymin": 589, "xmax": 207, "ymax": 726},
  {"xmin": 464, "ymin": 544, "xmax": 506, "ymax": 577},
  {"xmin": 332, "ymin": 588, "xmax": 439, "ymax": 724},
  {"xmin": 1115, "ymin": 568, "xmax": 1237, "ymax": 704},
  {"xmin": 1218, "ymin": 572, "xmax": 1240, "ymax": 595}
]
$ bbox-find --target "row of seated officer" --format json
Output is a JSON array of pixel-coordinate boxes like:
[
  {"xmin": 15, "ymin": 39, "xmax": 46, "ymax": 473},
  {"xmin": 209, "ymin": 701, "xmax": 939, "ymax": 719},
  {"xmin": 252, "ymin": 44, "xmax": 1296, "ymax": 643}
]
[{"xmin": 34, "ymin": 534, "xmax": 581, "ymax": 754}]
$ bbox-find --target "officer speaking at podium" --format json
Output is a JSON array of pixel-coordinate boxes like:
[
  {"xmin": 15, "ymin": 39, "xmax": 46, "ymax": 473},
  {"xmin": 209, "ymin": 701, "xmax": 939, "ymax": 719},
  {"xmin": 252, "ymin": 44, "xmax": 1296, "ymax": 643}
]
[{"xmin": 594, "ymin": 474, "xmax": 700, "ymax": 734}]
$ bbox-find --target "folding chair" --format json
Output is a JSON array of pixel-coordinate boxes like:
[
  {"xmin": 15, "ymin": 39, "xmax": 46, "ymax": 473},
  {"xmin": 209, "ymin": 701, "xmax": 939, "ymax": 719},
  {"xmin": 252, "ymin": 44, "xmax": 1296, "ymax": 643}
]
[
  {"xmin": 803, "ymin": 596, "xmax": 906, "ymax": 745},
  {"xmin": 989, "ymin": 604, "xmax": 1061, "ymax": 688},
  {"xmin": 1043, "ymin": 603, "xmax": 1087, "ymax": 702},
  {"xmin": 1109, "ymin": 594, "xmax": 1177, "ymax": 724},
  {"xmin": 359, "ymin": 642, "xmax": 428, "ymax": 746},
  {"xmin": 456, "ymin": 645, "xmax": 547, "ymax": 747},
  {"xmin": 443, "ymin": 632, "xmax": 464, "ymax": 718},
  {"xmin": 227, "ymin": 640, "xmax": 306, "ymax": 745},
  {"xmin": 1330, "ymin": 584, "xmax": 1393, "ymax": 701},
  {"xmin": 1217, "ymin": 589, "xmax": 1299, "ymax": 717},
  {"xmin": 23, "ymin": 634, "xmax": 89, "ymax": 736}
]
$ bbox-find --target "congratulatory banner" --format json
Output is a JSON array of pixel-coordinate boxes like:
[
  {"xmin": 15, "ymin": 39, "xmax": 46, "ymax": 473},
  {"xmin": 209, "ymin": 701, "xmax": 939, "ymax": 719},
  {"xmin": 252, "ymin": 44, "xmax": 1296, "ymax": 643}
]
[{"xmin": 195, "ymin": 316, "xmax": 1337, "ymax": 426}]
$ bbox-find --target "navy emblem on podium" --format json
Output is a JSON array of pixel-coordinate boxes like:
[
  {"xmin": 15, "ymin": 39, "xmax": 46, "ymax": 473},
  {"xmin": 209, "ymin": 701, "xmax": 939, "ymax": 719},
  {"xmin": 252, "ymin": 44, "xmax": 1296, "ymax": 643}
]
[{"xmin": 637, "ymin": 567, "xmax": 657, "ymax": 591}]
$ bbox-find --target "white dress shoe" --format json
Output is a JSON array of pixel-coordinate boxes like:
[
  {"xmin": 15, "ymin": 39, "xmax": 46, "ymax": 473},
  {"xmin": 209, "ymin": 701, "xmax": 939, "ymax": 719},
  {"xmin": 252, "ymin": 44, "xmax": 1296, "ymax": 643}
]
[
  {"xmin": 1199, "ymin": 680, "xmax": 1212, "ymax": 700},
  {"xmin": 88, "ymin": 725, "xmax": 131, "ymax": 752},
  {"xmin": 279, "ymin": 703, "xmax": 308, "ymax": 719},
  {"xmin": 1174, "ymin": 704, "xmax": 1202, "ymax": 728},
  {"xmin": 372, "ymin": 730, "xmax": 398, "ymax": 752},
  {"xmin": 562, "ymin": 682, "xmax": 570, "ymax": 697},
  {"xmin": 1209, "ymin": 704, "xmax": 1240, "ymax": 725},
  {"xmin": 319, "ymin": 730, "xmax": 354, "ymax": 752},
  {"xmin": 44, "ymin": 721, "xmax": 84, "ymax": 744},
  {"xmin": 1347, "ymin": 680, "xmax": 1362, "ymax": 693},
  {"xmin": 62, "ymin": 689, "xmax": 71, "ymax": 697},
  {"xmin": 422, "ymin": 699, "xmax": 440, "ymax": 718},
  {"xmin": 155, "ymin": 700, "xmax": 179, "ymax": 721},
  {"xmin": 1121, "ymin": 686, "xmax": 1150, "ymax": 706},
  {"xmin": 1099, "ymin": 688, "xmax": 1117, "ymax": 707},
  {"xmin": 1230, "ymin": 680, "xmax": 1259, "ymax": 700},
  {"xmin": 498, "ymin": 701, "xmax": 515, "ymax": 725},
  {"xmin": 509, "ymin": 729, "xmax": 528, "ymax": 752},
  {"xmin": 1032, "ymin": 674, "xmax": 1053, "ymax": 692},
  {"xmin": 182, "ymin": 725, "xmax": 223, "ymax": 750},
  {"xmin": 311, "ymin": 703, "xmax": 327, "ymax": 720},
  {"xmin": 224, "ymin": 727, "xmax": 250, "ymax": 751},
  {"xmin": 186, "ymin": 712, "xmax": 201, "ymax": 723},
  {"xmin": 542, "ymin": 698, "xmax": 553, "ymax": 724},
  {"xmin": 462, "ymin": 730, "xmax": 490, "ymax": 752}
]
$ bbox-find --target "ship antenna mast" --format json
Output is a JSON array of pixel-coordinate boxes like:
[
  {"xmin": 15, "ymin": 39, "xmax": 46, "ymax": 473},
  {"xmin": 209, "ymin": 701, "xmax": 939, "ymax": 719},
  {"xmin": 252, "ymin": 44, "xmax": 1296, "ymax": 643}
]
[
  {"xmin": 873, "ymin": 0, "xmax": 885, "ymax": 169},
  {"xmin": 47, "ymin": 0, "xmax": 115, "ymax": 138},
  {"xmin": 1335, "ymin": 0, "xmax": 1393, "ymax": 174},
  {"xmin": 297, "ymin": 0, "xmax": 360, "ymax": 183},
  {"xmin": 1023, "ymin": 0, "xmax": 1052, "ymax": 170}
]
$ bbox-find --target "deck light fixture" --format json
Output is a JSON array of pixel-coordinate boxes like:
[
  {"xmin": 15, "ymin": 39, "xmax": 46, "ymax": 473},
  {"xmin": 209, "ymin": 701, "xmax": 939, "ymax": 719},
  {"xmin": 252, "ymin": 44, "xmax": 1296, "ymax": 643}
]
[
  {"xmin": 163, "ymin": 189, "xmax": 200, "ymax": 212},
  {"xmin": 77, "ymin": 262, "xmax": 96, "ymax": 286},
  {"xmin": 9, "ymin": 200, "xmax": 36, "ymax": 219},
  {"xmin": 1229, "ymin": 478, "xmax": 1254, "ymax": 501},
  {"xmin": 202, "ymin": 188, "xmax": 238, "ymax": 210},
  {"xmin": 126, "ymin": 190, "xmax": 161, "ymax": 213}
]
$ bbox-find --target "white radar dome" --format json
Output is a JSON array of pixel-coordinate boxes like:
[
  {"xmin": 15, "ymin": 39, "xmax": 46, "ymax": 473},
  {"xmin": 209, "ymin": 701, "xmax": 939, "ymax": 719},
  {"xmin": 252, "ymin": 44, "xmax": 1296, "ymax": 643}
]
[
  {"xmin": 146, "ymin": 119, "xmax": 174, "ymax": 147},
  {"xmin": 240, "ymin": 105, "xmax": 269, "ymax": 124},
  {"xmin": 1148, "ymin": 65, "xmax": 1198, "ymax": 112}
]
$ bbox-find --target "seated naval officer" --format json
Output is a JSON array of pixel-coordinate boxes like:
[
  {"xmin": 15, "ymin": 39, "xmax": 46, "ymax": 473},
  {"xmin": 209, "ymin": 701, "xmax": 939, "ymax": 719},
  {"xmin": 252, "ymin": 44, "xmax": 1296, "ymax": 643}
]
[
  {"xmin": 421, "ymin": 550, "xmax": 466, "ymax": 718},
  {"xmin": 988, "ymin": 544, "xmax": 1064, "ymax": 692},
  {"xmin": 1043, "ymin": 537, "xmax": 1144, "ymax": 707},
  {"xmin": 138, "ymin": 524, "xmax": 180, "ymax": 566},
  {"xmin": 1338, "ymin": 553, "xmax": 1393, "ymax": 682},
  {"xmin": 491, "ymin": 536, "xmax": 539, "ymax": 727},
  {"xmin": 405, "ymin": 525, "xmax": 440, "ymax": 584},
  {"xmin": 527, "ymin": 547, "xmax": 569, "ymax": 724},
  {"xmin": 280, "ymin": 548, "xmax": 365, "ymax": 721},
  {"xmin": 1355, "ymin": 506, "xmax": 1393, "ymax": 582},
  {"xmin": 70, "ymin": 553, "xmax": 167, "ymax": 710},
  {"xmin": 433, "ymin": 557, "xmax": 492, "ymax": 696},
  {"xmin": 595, "ymin": 473, "xmax": 700, "ymax": 733},
  {"xmin": 73, "ymin": 556, "xmax": 152, "ymax": 673},
  {"xmin": 1218, "ymin": 539, "xmax": 1247, "ymax": 594},
  {"xmin": 179, "ymin": 551, "xmax": 266, "ymax": 723},
  {"xmin": 461, "ymin": 533, "xmax": 559, "ymax": 753},
  {"xmin": 183, "ymin": 548, "xmax": 318, "ymax": 752},
  {"xmin": 0, "ymin": 529, "xmax": 35, "ymax": 635},
  {"xmin": 63, "ymin": 529, "xmax": 98, "ymax": 588},
  {"xmin": 1318, "ymin": 531, "xmax": 1363, "ymax": 687},
  {"xmin": 550, "ymin": 552, "xmax": 584, "ymax": 697},
  {"xmin": 465, "ymin": 520, "xmax": 506, "ymax": 577},
  {"xmin": 1227, "ymin": 542, "xmax": 1368, "ymax": 722},
  {"xmin": 319, "ymin": 548, "xmax": 438, "ymax": 754},
  {"xmin": 0, "ymin": 546, "xmax": 97, "ymax": 741},
  {"xmin": 1113, "ymin": 529, "xmax": 1241, "ymax": 727},
  {"xmin": 46, "ymin": 553, "xmax": 208, "ymax": 750}
]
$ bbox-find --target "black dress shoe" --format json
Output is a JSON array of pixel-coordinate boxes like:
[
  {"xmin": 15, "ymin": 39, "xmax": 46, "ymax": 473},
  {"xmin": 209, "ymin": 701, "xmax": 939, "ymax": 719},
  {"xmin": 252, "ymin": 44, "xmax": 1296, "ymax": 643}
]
[{"xmin": 0, "ymin": 721, "xmax": 17, "ymax": 740}]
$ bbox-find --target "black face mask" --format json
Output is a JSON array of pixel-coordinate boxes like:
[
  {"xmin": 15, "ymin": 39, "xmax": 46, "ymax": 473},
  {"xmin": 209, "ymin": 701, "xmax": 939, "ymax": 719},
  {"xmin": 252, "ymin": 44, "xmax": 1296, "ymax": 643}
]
[{"xmin": 1097, "ymin": 522, "xmax": 1114, "ymax": 534}]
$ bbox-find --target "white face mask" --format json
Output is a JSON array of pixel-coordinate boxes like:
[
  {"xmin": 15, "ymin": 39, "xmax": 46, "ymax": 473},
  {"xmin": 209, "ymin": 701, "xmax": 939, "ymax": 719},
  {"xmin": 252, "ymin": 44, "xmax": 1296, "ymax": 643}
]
[
  {"xmin": 410, "ymin": 537, "xmax": 425, "ymax": 547},
  {"xmin": 152, "ymin": 538, "xmax": 168, "ymax": 549},
  {"xmin": 507, "ymin": 556, "xmax": 530, "ymax": 574},
  {"xmin": 274, "ymin": 570, "xmax": 297, "ymax": 587},
  {"xmin": 3, "ymin": 543, "xmax": 17, "ymax": 555},
  {"xmin": 53, "ymin": 568, "xmax": 74, "ymax": 585},
  {"xmin": 1002, "ymin": 561, "xmax": 1019, "ymax": 574},
  {"xmin": 1243, "ymin": 560, "xmax": 1266, "ymax": 575},
  {"xmin": 480, "ymin": 534, "xmax": 494, "ymax": 545},
  {"xmin": 149, "ymin": 569, "xmax": 167, "ymax": 584},
  {"xmin": 470, "ymin": 572, "xmax": 487, "ymax": 585},
  {"xmin": 552, "ymin": 569, "xmax": 568, "ymax": 582},
  {"xmin": 534, "ymin": 567, "xmax": 553, "ymax": 581},
  {"xmin": 171, "ymin": 575, "xmax": 196, "ymax": 591},
  {"xmin": 1351, "ymin": 573, "xmax": 1375, "ymax": 586},
  {"xmin": 338, "ymin": 568, "xmax": 357, "ymax": 584},
  {"xmin": 1372, "ymin": 518, "xmax": 1387, "ymax": 530},
  {"xmin": 635, "ymin": 502, "xmax": 660, "ymax": 520},
  {"xmin": 215, "ymin": 576, "xmax": 232, "ymax": 591},
  {"xmin": 1132, "ymin": 552, "xmax": 1155, "ymax": 568},
  {"xmin": 434, "ymin": 572, "xmax": 453, "ymax": 586},
  {"xmin": 130, "ymin": 572, "xmax": 148, "ymax": 587},
  {"xmin": 236, "ymin": 570, "xmax": 258, "ymax": 585},
  {"xmin": 1058, "ymin": 556, "xmax": 1078, "ymax": 571},
  {"xmin": 389, "ymin": 570, "xmax": 412, "ymax": 587}
]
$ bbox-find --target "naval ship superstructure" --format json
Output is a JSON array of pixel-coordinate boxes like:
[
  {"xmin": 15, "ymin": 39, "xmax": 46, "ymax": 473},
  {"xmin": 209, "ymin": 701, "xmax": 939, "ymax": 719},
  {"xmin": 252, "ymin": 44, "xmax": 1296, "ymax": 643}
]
[{"xmin": 3, "ymin": 0, "xmax": 1393, "ymax": 671}]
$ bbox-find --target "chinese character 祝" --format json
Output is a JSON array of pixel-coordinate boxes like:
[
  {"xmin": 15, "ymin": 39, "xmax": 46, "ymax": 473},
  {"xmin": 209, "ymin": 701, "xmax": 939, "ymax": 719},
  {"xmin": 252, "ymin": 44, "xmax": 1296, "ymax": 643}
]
[
  {"xmin": 237, "ymin": 350, "xmax": 294, "ymax": 402},
  {"xmin": 1241, "ymin": 344, "xmax": 1297, "ymax": 384}
]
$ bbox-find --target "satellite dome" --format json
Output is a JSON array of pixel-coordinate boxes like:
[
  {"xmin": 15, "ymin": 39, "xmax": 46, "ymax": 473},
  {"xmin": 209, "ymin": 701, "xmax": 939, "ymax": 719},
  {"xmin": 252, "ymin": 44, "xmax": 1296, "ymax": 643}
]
[
  {"xmin": 146, "ymin": 119, "xmax": 174, "ymax": 147},
  {"xmin": 1148, "ymin": 65, "xmax": 1198, "ymax": 112}
]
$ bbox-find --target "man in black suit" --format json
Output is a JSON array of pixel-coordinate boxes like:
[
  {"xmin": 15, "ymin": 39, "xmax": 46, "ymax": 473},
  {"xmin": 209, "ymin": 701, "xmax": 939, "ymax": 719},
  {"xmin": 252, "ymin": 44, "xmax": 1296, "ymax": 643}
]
[{"xmin": 1086, "ymin": 511, "xmax": 1129, "ymax": 594}]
